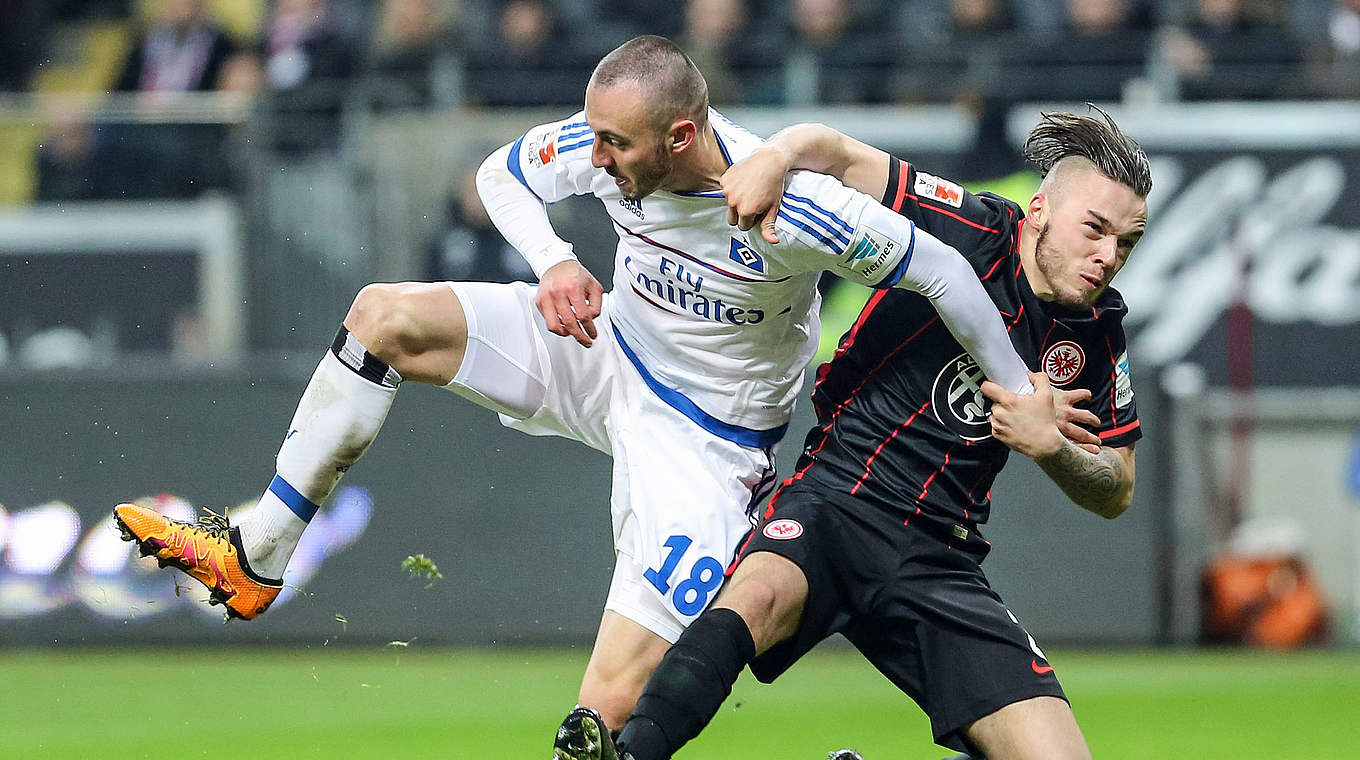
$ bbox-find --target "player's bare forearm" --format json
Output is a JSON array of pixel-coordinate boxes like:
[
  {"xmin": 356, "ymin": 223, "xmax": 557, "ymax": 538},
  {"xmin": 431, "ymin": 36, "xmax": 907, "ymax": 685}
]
[
  {"xmin": 1035, "ymin": 442, "xmax": 1136, "ymax": 519},
  {"xmin": 764, "ymin": 124, "xmax": 891, "ymax": 198}
]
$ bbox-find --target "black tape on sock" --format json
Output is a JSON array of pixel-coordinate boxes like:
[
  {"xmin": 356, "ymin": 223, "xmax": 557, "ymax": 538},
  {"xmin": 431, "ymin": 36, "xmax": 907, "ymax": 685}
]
[{"xmin": 330, "ymin": 326, "xmax": 401, "ymax": 388}]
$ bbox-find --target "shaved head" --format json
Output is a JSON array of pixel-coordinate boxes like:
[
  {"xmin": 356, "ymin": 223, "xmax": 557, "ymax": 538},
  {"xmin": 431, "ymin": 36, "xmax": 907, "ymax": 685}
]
[
  {"xmin": 590, "ymin": 35, "xmax": 709, "ymax": 134},
  {"xmin": 1037, "ymin": 155, "xmax": 1099, "ymax": 202}
]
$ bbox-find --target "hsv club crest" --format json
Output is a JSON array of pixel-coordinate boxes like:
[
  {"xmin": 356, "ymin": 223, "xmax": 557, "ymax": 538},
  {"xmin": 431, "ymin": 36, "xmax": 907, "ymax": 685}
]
[{"xmin": 729, "ymin": 238, "xmax": 766, "ymax": 273}]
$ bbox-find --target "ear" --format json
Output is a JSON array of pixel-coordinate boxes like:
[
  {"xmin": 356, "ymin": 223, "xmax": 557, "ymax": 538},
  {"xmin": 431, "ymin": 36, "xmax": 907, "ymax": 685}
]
[
  {"xmin": 1027, "ymin": 191, "xmax": 1047, "ymax": 227},
  {"xmin": 668, "ymin": 120, "xmax": 698, "ymax": 153}
]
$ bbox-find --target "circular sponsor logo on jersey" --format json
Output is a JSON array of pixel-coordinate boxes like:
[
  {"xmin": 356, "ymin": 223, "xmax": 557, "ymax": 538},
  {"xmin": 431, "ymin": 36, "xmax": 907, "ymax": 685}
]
[
  {"xmin": 762, "ymin": 518, "xmax": 803, "ymax": 540},
  {"xmin": 1042, "ymin": 341, "xmax": 1085, "ymax": 386},
  {"xmin": 931, "ymin": 352, "xmax": 993, "ymax": 441}
]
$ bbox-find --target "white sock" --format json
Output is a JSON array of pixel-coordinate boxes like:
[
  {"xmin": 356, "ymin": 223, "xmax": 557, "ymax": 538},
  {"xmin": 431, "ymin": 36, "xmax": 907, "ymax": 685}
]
[
  {"xmin": 236, "ymin": 481, "xmax": 310, "ymax": 580},
  {"xmin": 237, "ymin": 332, "xmax": 400, "ymax": 578}
]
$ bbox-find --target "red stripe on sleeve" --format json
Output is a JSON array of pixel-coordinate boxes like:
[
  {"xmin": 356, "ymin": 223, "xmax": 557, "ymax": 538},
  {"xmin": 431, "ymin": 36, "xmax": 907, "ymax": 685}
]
[
  {"xmin": 890, "ymin": 159, "xmax": 911, "ymax": 212},
  {"xmin": 1099, "ymin": 419, "xmax": 1140, "ymax": 439},
  {"xmin": 1096, "ymin": 333, "xmax": 1138, "ymax": 441}
]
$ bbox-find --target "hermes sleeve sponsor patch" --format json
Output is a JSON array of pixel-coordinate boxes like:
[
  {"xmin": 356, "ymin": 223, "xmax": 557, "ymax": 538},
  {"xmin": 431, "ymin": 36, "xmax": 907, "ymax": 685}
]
[
  {"xmin": 1114, "ymin": 350, "xmax": 1134, "ymax": 408},
  {"xmin": 914, "ymin": 171, "xmax": 964, "ymax": 208},
  {"xmin": 838, "ymin": 224, "xmax": 900, "ymax": 283}
]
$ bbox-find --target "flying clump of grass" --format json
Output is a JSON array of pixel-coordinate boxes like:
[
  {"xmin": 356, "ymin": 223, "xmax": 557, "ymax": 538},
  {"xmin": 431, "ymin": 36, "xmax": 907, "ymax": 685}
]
[{"xmin": 402, "ymin": 553, "xmax": 443, "ymax": 588}]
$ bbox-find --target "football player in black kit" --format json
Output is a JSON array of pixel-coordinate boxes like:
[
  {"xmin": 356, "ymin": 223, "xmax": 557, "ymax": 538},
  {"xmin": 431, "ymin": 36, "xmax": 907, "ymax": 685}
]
[{"xmin": 552, "ymin": 107, "xmax": 1149, "ymax": 760}]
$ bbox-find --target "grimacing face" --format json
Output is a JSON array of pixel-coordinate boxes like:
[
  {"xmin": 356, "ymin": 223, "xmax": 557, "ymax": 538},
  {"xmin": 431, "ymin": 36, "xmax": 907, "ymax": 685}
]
[
  {"xmin": 584, "ymin": 81, "xmax": 676, "ymax": 200},
  {"xmin": 1030, "ymin": 166, "xmax": 1147, "ymax": 309}
]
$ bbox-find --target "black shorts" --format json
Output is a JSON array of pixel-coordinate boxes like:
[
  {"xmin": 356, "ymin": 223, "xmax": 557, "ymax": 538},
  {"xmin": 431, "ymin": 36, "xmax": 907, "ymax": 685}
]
[{"xmin": 736, "ymin": 479, "xmax": 1066, "ymax": 754}]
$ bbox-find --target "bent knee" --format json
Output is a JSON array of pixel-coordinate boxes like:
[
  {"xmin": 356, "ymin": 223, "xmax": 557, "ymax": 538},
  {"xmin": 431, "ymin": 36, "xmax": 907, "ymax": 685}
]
[
  {"xmin": 723, "ymin": 576, "xmax": 783, "ymax": 621},
  {"xmin": 720, "ymin": 554, "xmax": 807, "ymax": 647},
  {"xmin": 345, "ymin": 282, "xmax": 465, "ymax": 369}
]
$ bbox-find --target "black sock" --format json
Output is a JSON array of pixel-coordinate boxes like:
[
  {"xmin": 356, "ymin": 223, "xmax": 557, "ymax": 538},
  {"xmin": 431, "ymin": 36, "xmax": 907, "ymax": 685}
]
[{"xmin": 616, "ymin": 608, "xmax": 756, "ymax": 760}]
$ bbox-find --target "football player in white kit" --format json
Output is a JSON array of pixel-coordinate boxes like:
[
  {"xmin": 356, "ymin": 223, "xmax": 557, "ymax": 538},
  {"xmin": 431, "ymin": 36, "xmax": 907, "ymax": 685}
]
[{"xmin": 113, "ymin": 35, "xmax": 1037, "ymax": 743}]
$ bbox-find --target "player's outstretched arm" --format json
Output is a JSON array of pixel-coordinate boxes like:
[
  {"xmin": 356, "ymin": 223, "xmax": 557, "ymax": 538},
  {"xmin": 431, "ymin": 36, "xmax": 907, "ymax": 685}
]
[
  {"xmin": 982, "ymin": 373, "xmax": 1137, "ymax": 518},
  {"xmin": 476, "ymin": 142, "xmax": 602, "ymax": 346},
  {"xmin": 891, "ymin": 223, "xmax": 1034, "ymax": 396},
  {"xmin": 723, "ymin": 124, "xmax": 891, "ymax": 244},
  {"xmin": 476, "ymin": 142, "xmax": 579, "ymax": 278}
]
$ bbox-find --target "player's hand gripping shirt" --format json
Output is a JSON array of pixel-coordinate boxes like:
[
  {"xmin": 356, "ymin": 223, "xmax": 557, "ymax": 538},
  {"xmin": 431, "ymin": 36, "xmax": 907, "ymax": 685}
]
[
  {"xmin": 488, "ymin": 111, "xmax": 1032, "ymax": 447},
  {"xmin": 793, "ymin": 158, "xmax": 1142, "ymax": 526}
]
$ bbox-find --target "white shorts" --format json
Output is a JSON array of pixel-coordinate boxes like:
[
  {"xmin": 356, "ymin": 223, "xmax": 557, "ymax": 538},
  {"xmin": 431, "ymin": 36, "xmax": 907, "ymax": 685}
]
[{"xmin": 445, "ymin": 281, "xmax": 778, "ymax": 642}]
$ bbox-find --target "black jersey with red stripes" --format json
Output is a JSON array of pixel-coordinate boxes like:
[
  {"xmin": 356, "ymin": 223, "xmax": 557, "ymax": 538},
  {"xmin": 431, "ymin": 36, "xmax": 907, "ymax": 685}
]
[{"xmin": 784, "ymin": 156, "xmax": 1142, "ymax": 527}]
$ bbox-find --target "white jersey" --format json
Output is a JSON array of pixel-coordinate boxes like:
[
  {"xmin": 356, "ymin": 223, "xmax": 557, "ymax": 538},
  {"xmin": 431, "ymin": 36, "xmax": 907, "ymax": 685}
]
[{"xmin": 501, "ymin": 109, "xmax": 923, "ymax": 445}]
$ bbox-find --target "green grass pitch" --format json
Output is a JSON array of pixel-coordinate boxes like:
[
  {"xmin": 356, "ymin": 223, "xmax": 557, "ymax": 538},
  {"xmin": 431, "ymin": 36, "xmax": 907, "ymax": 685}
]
[{"xmin": 3, "ymin": 646, "xmax": 1358, "ymax": 758}]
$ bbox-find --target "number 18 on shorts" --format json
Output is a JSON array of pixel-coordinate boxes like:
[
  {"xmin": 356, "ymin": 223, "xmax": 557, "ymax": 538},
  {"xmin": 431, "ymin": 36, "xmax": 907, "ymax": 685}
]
[{"xmin": 644, "ymin": 534, "xmax": 725, "ymax": 617}]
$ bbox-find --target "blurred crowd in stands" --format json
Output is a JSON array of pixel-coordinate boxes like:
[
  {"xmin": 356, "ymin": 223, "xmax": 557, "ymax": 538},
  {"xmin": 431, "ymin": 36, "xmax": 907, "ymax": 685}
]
[
  {"xmin": 5, "ymin": 0, "xmax": 1358, "ymax": 109},
  {"xmin": 0, "ymin": 0, "xmax": 1355, "ymax": 363},
  {"xmin": 4, "ymin": 0, "xmax": 1357, "ymax": 105},
  {"xmin": 2, "ymin": 0, "xmax": 1356, "ymax": 200},
  {"xmin": 0, "ymin": 0, "xmax": 1354, "ymax": 218}
]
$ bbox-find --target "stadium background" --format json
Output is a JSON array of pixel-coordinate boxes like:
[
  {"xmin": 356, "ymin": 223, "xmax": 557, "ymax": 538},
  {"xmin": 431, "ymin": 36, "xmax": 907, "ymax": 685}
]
[{"xmin": 1, "ymin": 0, "xmax": 1359, "ymax": 757}]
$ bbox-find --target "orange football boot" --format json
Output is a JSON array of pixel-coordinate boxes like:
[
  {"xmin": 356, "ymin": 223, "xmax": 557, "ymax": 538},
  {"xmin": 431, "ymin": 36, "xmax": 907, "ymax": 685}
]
[{"xmin": 113, "ymin": 502, "xmax": 282, "ymax": 620}]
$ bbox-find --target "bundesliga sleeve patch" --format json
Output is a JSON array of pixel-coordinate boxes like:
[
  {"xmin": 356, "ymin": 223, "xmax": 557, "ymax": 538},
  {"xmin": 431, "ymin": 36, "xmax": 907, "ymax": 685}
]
[
  {"xmin": 525, "ymin": 127, "xmax": 559, "ymax": 168},
  {"xmin": 838, "ymin": 223, "xmax": 901, "ymax": 283},
  {"xmin": 914, "ymin": 171, "xmax": 964, "ymax": 208},
  {"xmin": 1114, "ymin": 351, "xmax": 1134, "ymax": 408}
]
